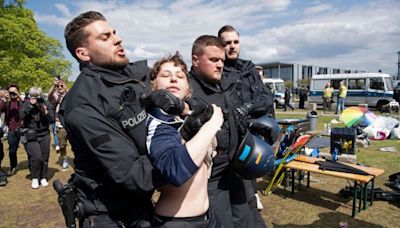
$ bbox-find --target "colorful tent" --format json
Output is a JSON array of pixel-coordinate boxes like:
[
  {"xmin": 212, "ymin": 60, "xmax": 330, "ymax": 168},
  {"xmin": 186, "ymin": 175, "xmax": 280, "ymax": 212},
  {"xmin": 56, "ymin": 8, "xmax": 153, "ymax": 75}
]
[{"xmin": 340, "ymin": 106, "xmax": 377, "ymax": 127}]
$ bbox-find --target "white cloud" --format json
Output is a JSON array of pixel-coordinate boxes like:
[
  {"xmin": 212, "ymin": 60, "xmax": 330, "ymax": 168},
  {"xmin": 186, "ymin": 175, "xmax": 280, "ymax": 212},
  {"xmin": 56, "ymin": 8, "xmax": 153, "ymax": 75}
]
[
  {"xmin": 55, "ymin": 3, "xmax": 71, "ymax": 17},
  {"xmin": 263, "ymin": 0, "xmax": 292, "ymax": 12},
  {"xmin": 34, "ymin": 14, "xmax": 69, "ymax": 27},
  {"xmin": 33, "ymin": 0, "xmax": 400, "ymax": 78},
  {"xmin": 68, "ymin": 0, "xmax": 293, "ymax": 64},
  {"xmin": 304, "ymin": 3, "xmax": 332, "ymax": 15},
  {"xmin": 242, "ymin": 0, "xmax": 400, "ymax": 75}
]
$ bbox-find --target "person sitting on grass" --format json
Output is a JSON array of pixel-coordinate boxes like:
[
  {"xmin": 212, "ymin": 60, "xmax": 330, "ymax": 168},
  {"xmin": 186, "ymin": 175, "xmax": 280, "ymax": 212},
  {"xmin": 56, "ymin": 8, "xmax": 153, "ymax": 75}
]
[{"xmin": 146, "ymin": 53, "xmax": 224, "ymax": 227}]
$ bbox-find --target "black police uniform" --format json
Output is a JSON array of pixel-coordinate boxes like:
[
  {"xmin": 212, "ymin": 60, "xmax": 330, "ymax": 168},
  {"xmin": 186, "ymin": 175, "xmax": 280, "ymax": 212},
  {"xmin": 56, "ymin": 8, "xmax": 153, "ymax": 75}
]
[
  {"xmin": 393, "ymin": 87, "xmax": 400, "ymax": 103},
  {"xmin": 60, "ymin": 61, "xmax": 165, "ymax": 227},
  {"xmin": 222, "ymin": 58, "xmax": 274, "ymax": 121},
  {"xmin": 189, "ymin": 70, "xmax": 256, "ymax": 228},
  {"xmin": 222, "ymin": 58, "xmax": 274, "ymax": 228}
]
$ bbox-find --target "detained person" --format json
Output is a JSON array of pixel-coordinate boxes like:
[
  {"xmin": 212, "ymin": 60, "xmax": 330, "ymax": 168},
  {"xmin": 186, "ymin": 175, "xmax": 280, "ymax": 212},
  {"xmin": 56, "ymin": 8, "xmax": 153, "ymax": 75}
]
[{"xmin": 146, "ymin": 53, "xmax": 223, "ymax": 227}]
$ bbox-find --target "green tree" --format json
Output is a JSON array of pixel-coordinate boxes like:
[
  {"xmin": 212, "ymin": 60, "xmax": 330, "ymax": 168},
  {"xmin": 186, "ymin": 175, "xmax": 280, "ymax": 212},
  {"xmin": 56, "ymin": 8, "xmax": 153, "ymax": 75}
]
[
  {"xmin": 0, "ymin": 1, "xmax": 71, "ymax": 91},
  {"xmin": 298, "ymin": 79, "xmax": 310, "ymax": 87},
  {"xmin": 284, "ymin": 80, "xmax": 293, "ymax": 89}
]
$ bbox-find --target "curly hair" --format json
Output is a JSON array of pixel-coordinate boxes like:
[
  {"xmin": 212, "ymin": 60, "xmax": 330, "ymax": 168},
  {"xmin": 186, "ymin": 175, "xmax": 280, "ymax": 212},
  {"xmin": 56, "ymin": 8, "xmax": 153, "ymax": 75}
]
[
  {"xmin": 151, "ymin": 52, "xmax": 188, "ymax": 81},
  {"xmin": 150, "ymin": 52, "xmax": 191, "ymax": 97}
]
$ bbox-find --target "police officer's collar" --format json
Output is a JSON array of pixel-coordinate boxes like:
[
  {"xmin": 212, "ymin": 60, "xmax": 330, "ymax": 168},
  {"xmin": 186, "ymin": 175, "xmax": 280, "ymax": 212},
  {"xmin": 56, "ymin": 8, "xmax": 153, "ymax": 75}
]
[
  {"xmin": 224, "ymin": 58, "xmax": 238, "ymax": 69},
  {"xmin": 124, "ymin": 60, "xmax": 149, "ymax": 82},
  {"xmin": 189, "ymin": 70, "xmax": 222, "ymax": 93},
  {"xmin": 81, "ymin": 60, "xmax": 148, "ymax": 84},
  {"xmin": 223, "ymin": 58, "xmax": 253, "ymax": 72}
]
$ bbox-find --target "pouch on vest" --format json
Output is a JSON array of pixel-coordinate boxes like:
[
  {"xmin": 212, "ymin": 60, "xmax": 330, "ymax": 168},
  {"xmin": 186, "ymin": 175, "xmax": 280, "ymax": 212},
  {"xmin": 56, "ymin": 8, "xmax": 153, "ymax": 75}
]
[
  {"xmin": 112, "ymin": 86, "xmax": 148, "ymax": 154},
  {"xmin": 26, "ymin": 129, "xmax": 37, "ymax": 141}
]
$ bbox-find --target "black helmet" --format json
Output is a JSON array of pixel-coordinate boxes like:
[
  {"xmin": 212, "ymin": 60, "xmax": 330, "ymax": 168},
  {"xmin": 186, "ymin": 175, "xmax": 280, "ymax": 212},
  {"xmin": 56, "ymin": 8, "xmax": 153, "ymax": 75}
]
[
  {"xmin": 233, "ymin": 132, "xmax": 275, "ymax": 179},
  {"xmin": 248, "ymin": 115, "xmax": 280, "ymax": 145}
]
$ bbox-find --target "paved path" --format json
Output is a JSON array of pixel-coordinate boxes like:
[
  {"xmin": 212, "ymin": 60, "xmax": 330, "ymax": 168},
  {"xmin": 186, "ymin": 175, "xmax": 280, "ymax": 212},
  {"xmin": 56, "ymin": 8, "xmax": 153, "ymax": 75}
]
[{"xmin": 275, "ymin": 109, "xmax": 340, "ymax": 117}]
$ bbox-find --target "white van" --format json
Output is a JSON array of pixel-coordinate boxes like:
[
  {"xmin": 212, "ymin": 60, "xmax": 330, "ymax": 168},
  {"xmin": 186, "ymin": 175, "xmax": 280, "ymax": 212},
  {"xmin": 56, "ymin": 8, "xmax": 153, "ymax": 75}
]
[
  {"xmin": 262, "ymin": 78, "xmax": 285, "ymax": 106},
  {"xmin": 309, "ymin": 73, "xmax": 394, "ymax": 110}
]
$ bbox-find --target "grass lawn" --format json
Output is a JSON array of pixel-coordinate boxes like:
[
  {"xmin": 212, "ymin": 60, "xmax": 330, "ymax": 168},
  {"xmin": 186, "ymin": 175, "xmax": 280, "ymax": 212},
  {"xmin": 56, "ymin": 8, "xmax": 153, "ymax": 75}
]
[
  {"xmin": 0, "ymin": 109, "xmax": 399, "ymax": 227},
  {"xmin": 260, "ymin": 110, "xmax": 400, "ymax": 227}
]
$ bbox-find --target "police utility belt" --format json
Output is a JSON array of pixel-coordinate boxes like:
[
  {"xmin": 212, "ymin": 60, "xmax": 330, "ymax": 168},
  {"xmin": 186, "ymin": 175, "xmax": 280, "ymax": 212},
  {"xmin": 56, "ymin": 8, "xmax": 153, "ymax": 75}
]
[{"xmin": 53, "ymin": 179, "xmax": 84, "ymax": 228}]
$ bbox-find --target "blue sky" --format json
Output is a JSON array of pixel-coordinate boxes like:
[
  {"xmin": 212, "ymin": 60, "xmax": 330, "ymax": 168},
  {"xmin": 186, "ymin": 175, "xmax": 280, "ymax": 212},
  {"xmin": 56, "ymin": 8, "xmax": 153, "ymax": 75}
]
[{"xmin": 25, "ymin": 0, "xmax": 400, "ymax": 81}]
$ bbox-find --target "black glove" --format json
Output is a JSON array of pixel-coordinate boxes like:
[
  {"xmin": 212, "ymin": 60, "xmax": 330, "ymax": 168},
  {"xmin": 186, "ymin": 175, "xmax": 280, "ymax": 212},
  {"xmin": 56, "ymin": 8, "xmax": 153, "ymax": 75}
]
[
  {"xmin": 234, "ymin": 105, "xmax": 249, "ymax": 118},
  {"xmin": 249, "ymin": 121, "xmax": 275, "ymax": 145},
  {"xmin": 233, "ymin": 103, "xmax": 253, "ymax": 135},
  {"xmin": 142, "ymin": 89, "xmax": 185, "ymax": 115},
  {"xmin": 180, "ymin": 104, "xmax": 214, "ymax": 141},
  {"xmin": 234, "ymin": 103, "xmax": 254, "ymax": 119}
]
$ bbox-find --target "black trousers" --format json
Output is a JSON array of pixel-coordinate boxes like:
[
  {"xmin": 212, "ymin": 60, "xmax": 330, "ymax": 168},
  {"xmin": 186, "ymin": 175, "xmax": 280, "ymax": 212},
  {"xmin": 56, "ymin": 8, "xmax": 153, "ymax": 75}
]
[
  {"xmin": 0, "ymin": 140, "xmax": 3, "ymax": 167},
  {"xmin": 299, "ymin": 96, "xmax": 305, "ymax": 109},
  {"xmin": 208, "ymin": 172, "xmax": 266, "ymax": 228},
  {"xmin": 80, "ymin": 214, "xmax": 152, "ymax": 228},
  {"xmin": 26, "ymin": 134, "xmax": 50, "ymax": 179},
  {"xmin": 7, "ymin": 130, "xmax": 21, "ymax": 169},
  {"xmin": 283, "ymin": 100, "xmax": 294, "ymax": 111},
  {"xmin": 152, "ymin": 210, "xmax": 222, "ymax": 228},
  {"xmin": 243, "ymin": 179, "xmax": 267, "ymax": 228},
  {"xmin": 208, "ymin": 173, "xmax": 233, "ymax": 228}
]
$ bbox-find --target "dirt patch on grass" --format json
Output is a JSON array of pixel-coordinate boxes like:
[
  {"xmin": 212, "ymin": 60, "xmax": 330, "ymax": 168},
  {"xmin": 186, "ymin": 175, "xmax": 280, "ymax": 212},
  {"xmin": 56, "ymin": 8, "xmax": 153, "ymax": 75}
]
[{"xmin": 0, "ymin": 141, "xmax": 72, "ymax": 227}]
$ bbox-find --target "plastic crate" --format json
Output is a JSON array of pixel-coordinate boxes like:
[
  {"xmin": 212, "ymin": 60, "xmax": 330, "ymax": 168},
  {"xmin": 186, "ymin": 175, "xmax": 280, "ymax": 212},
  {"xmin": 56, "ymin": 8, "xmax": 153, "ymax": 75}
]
[{"xmin": 330, "ymin": 128, "xmax": 356, "ymax": 155}]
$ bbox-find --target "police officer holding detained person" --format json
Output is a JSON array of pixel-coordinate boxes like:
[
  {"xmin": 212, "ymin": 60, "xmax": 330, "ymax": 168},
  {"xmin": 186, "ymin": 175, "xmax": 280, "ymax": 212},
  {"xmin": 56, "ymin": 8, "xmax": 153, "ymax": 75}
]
[
  {"xmin": 58, "ymin": 10, "xmax": 277, "ymax": 228},
  {"xmin": 59, "ymin": 11, "xmax": 198, "ymax": 227}
]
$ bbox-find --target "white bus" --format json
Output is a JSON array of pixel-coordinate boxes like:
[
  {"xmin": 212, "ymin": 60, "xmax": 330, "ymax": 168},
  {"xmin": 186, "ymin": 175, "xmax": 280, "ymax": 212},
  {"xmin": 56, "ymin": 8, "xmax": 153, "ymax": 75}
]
[
  {"xmin": 309, "ymin": 73, "xmax": 394, "ymax": 111},
  {"xmin": 262, "ymin": 78, "xmax": 285, "ymax": 107}
]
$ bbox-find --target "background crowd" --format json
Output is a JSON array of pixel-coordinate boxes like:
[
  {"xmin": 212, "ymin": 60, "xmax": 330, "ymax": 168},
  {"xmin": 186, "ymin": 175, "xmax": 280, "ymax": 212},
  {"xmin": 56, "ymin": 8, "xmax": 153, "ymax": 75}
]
[{"xmin": 0, "ymin": 78, "xmax": 69, "ymax": 188}]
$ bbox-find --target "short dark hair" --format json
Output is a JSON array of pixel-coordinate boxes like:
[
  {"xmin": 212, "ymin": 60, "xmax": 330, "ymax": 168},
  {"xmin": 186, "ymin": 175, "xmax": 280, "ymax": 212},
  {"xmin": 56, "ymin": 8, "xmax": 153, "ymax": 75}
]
[
  {"xmin": 192, "ymin": 35, "xmax": 225, "ymax": 56},
  {"xmin": 217, "ymin": 25, "xmax": 239, "ymax": 38},
  {"xmin": 151, "ymin": 52, "xmax": 188, "ymax": 81},
  {"xmin": 64, "ymin": 11, "xmax": 106, "ymax": 61},
  {"xmin": 6, "ymin": 83, "xmax": 19, "ymax": 91}
]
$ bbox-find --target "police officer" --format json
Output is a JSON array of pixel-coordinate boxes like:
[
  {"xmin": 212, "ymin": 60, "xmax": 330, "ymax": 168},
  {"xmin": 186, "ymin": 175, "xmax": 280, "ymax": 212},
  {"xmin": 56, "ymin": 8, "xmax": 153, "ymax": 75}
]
[
  {"xmin": 61, "ymin": 11, "xmax": 186, "ymax": 227},
  {"xmin": 218, "ymin": 25, "xmax": 274, "ymax": 123},
  {"xmin": 218, "ymin": 25, "xmax": 274, "ymax": 227},
  {"xmin": 189, "ymin": 35, "xmax": 249, "ymax": 228}
]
